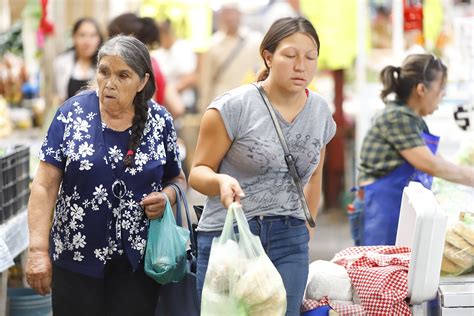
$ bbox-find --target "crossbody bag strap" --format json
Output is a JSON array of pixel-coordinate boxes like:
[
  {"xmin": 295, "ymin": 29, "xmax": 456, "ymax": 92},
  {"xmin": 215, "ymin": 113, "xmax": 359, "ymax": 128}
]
[
  {"xmin": 212, "ymin": 35, "xmax": 246, "ymax": 83},
  {"xmin": 252, "ymin": 83, "xmax": 316, "ymax": 227}
]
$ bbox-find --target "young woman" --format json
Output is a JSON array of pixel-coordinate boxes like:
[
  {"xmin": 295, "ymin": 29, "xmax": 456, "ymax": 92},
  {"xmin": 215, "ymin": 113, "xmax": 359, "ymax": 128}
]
[
  {"xmin": 53, "ymin": 18, "xmax": 103, "ymax": 102},
  {"xmin": 189, "ymin": 17, "xmax": 336, "ymax": 315},
  {"xmin": 354, "ymin": 54, "xmax": 474, "ymax": 246}
]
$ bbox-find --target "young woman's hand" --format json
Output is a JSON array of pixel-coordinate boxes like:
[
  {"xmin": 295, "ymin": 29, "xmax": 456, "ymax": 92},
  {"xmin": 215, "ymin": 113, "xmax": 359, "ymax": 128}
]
[
  {"xmin": 25, "ymin": 250, "xmax": 52, "ymax": 296},
  {"xmin": 218, "ymin": 174, "xmax": 245, "ymax": 209}
]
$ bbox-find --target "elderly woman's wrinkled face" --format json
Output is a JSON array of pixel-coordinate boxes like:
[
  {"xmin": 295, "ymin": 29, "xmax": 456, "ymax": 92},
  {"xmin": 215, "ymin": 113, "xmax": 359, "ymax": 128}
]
[
  {"xmin": 73, "ymin": 21, "xmax": 101, "ymax": 60},
  {"xmin": 96, "ymin": 55, "xmax": 148, "ymax": 109}
]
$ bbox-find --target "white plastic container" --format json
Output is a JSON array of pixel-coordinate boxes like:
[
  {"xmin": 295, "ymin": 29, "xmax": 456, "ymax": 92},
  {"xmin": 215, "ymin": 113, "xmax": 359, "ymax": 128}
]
[{"xmin": 395, "ymin": 181, "xmax": 448, "ymax": 305}]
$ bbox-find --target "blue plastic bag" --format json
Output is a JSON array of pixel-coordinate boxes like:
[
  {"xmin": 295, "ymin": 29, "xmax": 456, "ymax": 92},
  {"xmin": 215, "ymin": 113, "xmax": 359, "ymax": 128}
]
[{"xmin": 144, "ymin": 197, "xmax": 189, "ymax": 284}]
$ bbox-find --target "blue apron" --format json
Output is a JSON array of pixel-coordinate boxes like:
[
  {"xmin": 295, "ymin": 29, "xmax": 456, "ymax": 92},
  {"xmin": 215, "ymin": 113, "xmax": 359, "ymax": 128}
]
[{"xmin": 362, "ymin": 131, "xmax": 440, "ymax": 246}]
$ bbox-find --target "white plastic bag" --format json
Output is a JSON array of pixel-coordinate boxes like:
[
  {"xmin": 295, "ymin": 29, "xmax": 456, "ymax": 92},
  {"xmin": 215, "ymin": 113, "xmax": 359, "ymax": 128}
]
[{"xmin": 201, "ymin": 203, "xmax": 287, "ymax": 316}]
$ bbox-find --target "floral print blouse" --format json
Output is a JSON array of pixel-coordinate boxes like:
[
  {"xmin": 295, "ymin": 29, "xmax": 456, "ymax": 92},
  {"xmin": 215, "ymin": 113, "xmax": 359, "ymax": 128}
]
[{"xmin": 40, "ymin": 91, "xmax": 181, "ymax": 278}]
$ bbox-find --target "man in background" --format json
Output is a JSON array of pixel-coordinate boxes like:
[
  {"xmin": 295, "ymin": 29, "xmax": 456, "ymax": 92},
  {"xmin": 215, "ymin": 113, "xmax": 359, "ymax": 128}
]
[{"xmin": 198, "ymin": 1, "xmax": 262, "ymax": 111}]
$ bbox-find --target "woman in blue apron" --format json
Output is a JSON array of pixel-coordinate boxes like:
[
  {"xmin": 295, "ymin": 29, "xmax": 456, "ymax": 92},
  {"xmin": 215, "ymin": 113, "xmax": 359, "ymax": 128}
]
[{"xmin": 351, "ymin": 54, "xmax": 474, "ymax": 246}]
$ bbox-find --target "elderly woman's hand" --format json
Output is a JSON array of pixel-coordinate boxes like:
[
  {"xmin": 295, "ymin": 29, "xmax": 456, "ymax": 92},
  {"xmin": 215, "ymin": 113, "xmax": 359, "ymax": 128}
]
[
  {"xmin": 25, "ymin": 250, "xmax": 52, "ymax": 296},
  {"xmin": 141, "ymin": 192, "xmax": 168, "ymax": 220}
]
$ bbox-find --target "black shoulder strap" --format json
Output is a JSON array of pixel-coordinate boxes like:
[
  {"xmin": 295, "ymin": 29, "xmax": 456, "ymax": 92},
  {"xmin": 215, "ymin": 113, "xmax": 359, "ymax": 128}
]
[{"xmin": 252, "ymin": 83, "xmax": 316, "ymax": 227}]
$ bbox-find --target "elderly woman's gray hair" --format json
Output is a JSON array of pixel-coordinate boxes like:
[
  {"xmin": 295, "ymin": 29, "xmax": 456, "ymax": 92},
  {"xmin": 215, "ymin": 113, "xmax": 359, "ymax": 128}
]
[
  {"xmin": 97, "ymin": 35, "xmax": 156, "ymax": 167},
  {"xmin": 97, "ymin": 35, "xmax": 156, "ymax": 101}
]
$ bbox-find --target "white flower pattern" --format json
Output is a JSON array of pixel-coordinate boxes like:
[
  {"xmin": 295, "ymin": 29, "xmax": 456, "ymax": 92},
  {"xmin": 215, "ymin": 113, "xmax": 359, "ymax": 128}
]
[{"xmin": 39, "ymin": 92, "xmax": 181, "ymax": 276}]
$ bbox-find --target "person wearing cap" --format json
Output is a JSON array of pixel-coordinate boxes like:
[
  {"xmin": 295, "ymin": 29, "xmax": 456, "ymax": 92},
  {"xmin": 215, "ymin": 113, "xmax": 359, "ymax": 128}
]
[
  {"xmin": 353, "ymin": 54, "xmax": 474, "ymax": 246},
  {"xmin": 25, "ymin": 35, "xmax": 186, "ymax": 315}
]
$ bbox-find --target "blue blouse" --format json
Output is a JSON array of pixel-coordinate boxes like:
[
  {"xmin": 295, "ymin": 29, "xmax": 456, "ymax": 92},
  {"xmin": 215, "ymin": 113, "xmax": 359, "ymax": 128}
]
[{"xmin": 40, "ymin": 90, "xmax": 181, "ymax": 278}]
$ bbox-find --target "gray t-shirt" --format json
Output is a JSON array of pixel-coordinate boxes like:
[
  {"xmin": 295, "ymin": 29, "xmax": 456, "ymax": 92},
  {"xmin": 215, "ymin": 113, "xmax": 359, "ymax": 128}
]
[{"xmin": 197, "ymin": 84, "xmax": 336, "ymax": 231}]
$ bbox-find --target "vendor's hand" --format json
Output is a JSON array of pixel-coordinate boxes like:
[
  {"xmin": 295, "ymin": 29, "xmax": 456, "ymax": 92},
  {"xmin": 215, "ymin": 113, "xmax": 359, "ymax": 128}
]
[
  {"xmin": 25, "ymin": 250, "xmax": 52, "ymax": 296},
  {"xmin": 218, "ymin": 174, "xmax": 245, "ymax": 209},
  {"xmin": 141, "ymin": 192, "xmax": 167, "ymax": 220}
]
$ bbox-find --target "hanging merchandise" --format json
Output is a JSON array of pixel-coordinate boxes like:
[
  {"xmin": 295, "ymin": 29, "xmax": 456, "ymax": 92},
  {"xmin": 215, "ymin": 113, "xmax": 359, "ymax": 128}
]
[
  {"xmin": 403, "ymin": 0, "xmax": 423, "ymax": 32},
  {"xmin": 140, "ymin": 0, "xmax": 212, "ymax": 53},
  {"xmin": 300, "ymin": 0, "xmax": 358, "ymax": 70},
  {"xmin": 39, "ymin": 0, "xmax": 54, "ymax": 36}
]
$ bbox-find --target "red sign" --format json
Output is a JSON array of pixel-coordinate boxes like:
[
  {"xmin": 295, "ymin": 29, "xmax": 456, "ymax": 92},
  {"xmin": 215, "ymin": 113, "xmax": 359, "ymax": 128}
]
[{"xmin": 403, "ymin": 0, "xmax": 423, "ymax": 31}]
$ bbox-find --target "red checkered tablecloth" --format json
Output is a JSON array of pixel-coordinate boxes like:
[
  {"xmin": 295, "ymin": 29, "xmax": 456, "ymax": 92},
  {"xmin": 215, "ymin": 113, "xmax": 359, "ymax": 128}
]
[
  {"xmin": 332, "ymin": 246, "xmax": 412, "ymax": 316},
  {"xmin": 301, "ymin": 297, "xmax": 366, "ymax": 315}
]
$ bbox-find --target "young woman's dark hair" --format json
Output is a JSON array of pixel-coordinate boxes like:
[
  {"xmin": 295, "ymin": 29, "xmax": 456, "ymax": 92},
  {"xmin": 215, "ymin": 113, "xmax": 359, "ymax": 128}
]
[
  {"xmin": 380, "ymin": 53, "xmax": 448, "ymax": 103},
  {"xmin": 71, "ymin": 17, "xmax": 104, "ymax": 65},
  {"xmin": 257, "ymin": 17, "xmax": 320, "ymax": 81}
]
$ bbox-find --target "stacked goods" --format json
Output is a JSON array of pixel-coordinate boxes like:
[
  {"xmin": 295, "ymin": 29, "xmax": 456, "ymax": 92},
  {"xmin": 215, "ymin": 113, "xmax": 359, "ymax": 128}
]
[
  {"xmin": 441, "ymin": 212, "xmax": 474, "ymax": 276},
  {"xmin": 433, "ymin": 139, "xmax": 474, "ymax": 275}
]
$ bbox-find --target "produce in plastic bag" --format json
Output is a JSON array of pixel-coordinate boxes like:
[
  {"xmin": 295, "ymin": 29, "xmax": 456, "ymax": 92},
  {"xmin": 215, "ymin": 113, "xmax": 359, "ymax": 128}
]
[
  {"xmin": 246, "ymin": 287, "xmax": 286, "ymax": 316},
  {"xmin": 446, "ymin": 227, "xmax": 474, "ymax": 255},
  {"xmin": 432, "ymin": 139, "xmax": 474, "ymax": 276},
  {"xmin": 234, "ymin": 256, "xmax": 286, "ymax": 307},
  {"xmin": 441, "ymin": 256, "xmax": 467, "ymax": 275},
  {"xmin": 205, "ymin": 239, "xmax": 243, "ymax": 293},
  {"xmin": 440, "ymin": 212, "xmax": 474, "ymax": 276},
  {"xmin": 144, "ymin": 197, "xmax": 189, "ymax": 284},
  {"xmin": 453, "ymin": 221, "xmax": 474, "ymax": 245},
  {"xmin": 305, "ymin": 260, "xmax": 353, "ymax": 302},
  {"xmin": 201, "ymin": 203, "xmax": 286, "ymax": 316},
  {"xmin": 200, "ymin": 290, "xmax": 246, "ymax": 316}
]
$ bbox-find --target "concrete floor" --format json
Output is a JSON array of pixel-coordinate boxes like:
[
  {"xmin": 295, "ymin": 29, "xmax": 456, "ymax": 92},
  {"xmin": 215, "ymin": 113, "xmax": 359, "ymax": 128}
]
[{"xmin": 187, "ymin": 189, "xmax": 354, "ymax": 263}]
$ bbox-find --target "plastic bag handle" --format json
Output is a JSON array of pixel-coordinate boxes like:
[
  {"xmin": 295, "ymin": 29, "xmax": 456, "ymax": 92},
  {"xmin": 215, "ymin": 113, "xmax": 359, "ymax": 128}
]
[
  {"xmin": 219, "ymin": 203, "xmax": 264, "ymax": 258},
  {"xmin": 167, "ymin": 183, "xmax": 197, "ymax": 256},
  {"xmin": 149, "ymin": 195, "xmax": 176, "ymax": 228}
]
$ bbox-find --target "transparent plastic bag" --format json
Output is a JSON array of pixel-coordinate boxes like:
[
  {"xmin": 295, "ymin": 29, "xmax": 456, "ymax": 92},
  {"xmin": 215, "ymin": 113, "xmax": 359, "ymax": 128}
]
[
  {"xmin": 441, "ymin": 212, "xmax": 474, "ymax": 276},
  {"xmin": 201, "ymin": 203, "xmax": 287, "ymax": 316},
  {"xmin": 144, "ymin": 197, "xmax": 189, "ymax": 284}
]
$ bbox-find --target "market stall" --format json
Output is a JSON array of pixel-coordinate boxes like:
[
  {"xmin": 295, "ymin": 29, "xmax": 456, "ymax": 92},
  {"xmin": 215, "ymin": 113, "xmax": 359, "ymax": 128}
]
[{"xmin": 0, "ymin": 145, "xmax": 30, "ymax": 315}]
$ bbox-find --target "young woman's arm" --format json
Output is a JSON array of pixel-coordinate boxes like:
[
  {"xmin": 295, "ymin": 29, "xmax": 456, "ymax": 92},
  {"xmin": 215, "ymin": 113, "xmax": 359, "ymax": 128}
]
[
  {"xmin": 400, "ymin": 146, "xmax": 474, "ymax": 186},
  {"xmin": 189, "ymin": 109, "xmax": 244, "ymax": 208},
  {"xmin": 303, "ymin": 147, "xmax": 326, "ymax": 237},
  {"xmin": 304, "ymin": 146, "xmax": 326, "ymax": 219}
]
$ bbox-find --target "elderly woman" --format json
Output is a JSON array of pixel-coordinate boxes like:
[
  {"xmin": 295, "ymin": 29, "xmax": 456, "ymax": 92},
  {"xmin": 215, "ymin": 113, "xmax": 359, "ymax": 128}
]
[{"xmin": 26, "ymin": 35, "xmax": 185, "ymax": 316}]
